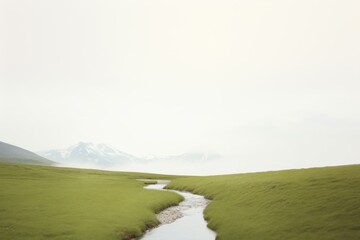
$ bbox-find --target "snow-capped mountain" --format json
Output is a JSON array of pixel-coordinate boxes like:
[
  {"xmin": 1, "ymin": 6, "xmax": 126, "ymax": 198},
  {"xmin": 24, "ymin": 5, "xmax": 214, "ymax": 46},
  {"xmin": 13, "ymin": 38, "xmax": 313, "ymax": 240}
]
[
  {"xmin": 38, "ymin": 142, "xmax": 139, "ymax": 168},
  {"xmin": 38, "ymin": 142, "xmax": 221, "ymax": 171}
]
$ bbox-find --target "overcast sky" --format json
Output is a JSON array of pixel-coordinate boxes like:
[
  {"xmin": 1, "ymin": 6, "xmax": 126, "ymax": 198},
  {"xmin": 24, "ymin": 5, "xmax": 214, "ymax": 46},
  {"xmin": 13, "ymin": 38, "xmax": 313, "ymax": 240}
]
[{"xmin": 1, "ymin": 0, "xmax": 359, "ymax": 173}]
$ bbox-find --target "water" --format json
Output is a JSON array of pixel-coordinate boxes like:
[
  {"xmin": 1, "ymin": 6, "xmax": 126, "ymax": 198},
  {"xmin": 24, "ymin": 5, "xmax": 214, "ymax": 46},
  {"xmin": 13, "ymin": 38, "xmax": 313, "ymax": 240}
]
[{"xmin": 141, "ymin": 180, "xmax": 216, "ymax": 240}]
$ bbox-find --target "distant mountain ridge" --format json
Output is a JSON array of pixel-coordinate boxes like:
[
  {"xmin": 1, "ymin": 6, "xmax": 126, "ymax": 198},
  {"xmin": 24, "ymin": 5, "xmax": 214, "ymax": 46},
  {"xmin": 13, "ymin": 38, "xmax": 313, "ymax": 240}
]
[
  {"xmin": 0, "ymin": 141, "xmax": 55, "ymax": 166},
  {"xmin": 38, "ymin": 142, "xmax": 139, "ymax": 168},
  {"xmin": 39, "ymin": 142, "xmax": 221, "ymax": 169},
  {"xmin": 144, "ymin": 152, "xmax": 221, "ymax": 162}
]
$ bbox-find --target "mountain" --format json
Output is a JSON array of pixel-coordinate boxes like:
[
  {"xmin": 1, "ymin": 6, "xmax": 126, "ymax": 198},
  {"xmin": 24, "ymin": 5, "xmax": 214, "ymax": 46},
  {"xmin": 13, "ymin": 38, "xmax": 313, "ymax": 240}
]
[
  {"xmin": 38, "ymin": 142, "xmax": 139, "ymax": 168},
  {"xmin": 144, "ymin": 152, "xmax": 222, "ymax": 162},
  {"xmin": 38, "ymin": 142, "xmax": 222, "ymax": 170},
  {"xmin": 0, "ymin": 141, "xmax": 55, "ymax": 166}
]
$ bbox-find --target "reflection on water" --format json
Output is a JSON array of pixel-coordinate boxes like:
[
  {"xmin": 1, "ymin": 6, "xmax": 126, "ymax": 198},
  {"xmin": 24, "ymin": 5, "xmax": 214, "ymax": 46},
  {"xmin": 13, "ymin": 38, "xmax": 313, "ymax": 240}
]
[{"xmin": 141, "ymin": 180, "xmax": 216, "ymax": 240}]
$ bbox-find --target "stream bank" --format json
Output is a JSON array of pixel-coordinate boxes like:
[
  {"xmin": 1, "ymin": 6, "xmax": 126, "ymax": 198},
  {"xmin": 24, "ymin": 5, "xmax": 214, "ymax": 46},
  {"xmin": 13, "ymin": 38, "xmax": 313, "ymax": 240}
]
[{"xmin": 140, "ymin": 180, "xmax": 216, "ymax": 240}]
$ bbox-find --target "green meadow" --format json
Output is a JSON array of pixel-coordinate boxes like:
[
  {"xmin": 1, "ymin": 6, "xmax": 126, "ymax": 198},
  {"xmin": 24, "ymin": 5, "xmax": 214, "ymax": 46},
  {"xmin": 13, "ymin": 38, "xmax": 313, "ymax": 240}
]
[
  {"xmin": 0, "ymin": 163, "xmax": 183, "ymax": 240},
  {"xmin": 167, "ymin": 164, "xmax": 360, "ymax": 240},
  {"xmin": 1, "ymin": 162, "xmax": 360, "ymax": 240}
]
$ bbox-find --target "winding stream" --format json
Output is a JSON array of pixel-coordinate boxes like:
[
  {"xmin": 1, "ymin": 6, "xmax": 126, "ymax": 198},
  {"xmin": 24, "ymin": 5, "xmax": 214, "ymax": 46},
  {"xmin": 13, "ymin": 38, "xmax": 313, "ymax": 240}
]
[{"xmin": 141, "ymin": 180, "xmax": 216, "ymax": 240}]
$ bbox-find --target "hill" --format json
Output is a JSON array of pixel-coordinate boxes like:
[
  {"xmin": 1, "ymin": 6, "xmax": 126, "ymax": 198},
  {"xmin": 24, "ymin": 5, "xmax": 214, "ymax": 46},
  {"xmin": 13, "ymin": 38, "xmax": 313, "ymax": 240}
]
[
  {"xmin": 0, "ymin": 141, "xmax": 55, "ymax": 166},
  {"xmin": 0, "ymin": 163, "xmax": 182, "ymax": 240},
  {"xmin": 1, "ymin": 162, "xmax": 359, "ymax": 239},
  {"xmin": 167, "ymin": 164, "xmax": 360, "ymax": 240}
]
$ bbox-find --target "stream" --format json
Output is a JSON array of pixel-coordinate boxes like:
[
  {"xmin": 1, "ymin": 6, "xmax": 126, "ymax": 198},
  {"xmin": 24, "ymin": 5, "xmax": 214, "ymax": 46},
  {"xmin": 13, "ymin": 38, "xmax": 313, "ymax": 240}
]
[{"xmin": 141, "ymin": 180, "xmax": 216, "ymax": 240}]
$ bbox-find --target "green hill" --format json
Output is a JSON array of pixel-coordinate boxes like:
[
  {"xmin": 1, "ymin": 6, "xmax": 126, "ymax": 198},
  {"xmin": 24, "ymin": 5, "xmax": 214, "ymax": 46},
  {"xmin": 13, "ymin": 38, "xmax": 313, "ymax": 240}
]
[
  {"xmin": 167, "ymin": 165, "xmax": 360, "ymax": 240},
  {"xmin": 0, "ymin": 141, "xmax": 55, "ymax": 166},
  {"xmin": 0, "ymin": 163, "xmax": 182, "ymax": 240},
  {"xmin": 1, "ymin": 160, "xmax": 359, "ymax": 240}
]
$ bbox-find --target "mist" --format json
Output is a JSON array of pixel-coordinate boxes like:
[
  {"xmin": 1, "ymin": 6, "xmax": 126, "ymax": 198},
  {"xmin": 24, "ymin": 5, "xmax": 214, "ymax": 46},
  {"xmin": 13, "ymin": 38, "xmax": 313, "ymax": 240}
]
[{"xmin": 1, "ymin": 0, "xmax": 359, "ymax": 174}]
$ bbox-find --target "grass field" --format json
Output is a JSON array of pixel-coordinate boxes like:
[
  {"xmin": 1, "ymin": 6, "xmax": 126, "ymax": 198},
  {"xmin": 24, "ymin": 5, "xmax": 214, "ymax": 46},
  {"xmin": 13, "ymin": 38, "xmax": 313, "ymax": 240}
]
[
  {"xmin": 0, "ymin": 163, "xmax": 183, "ymax": 240},
  {"xmin": 167, "ymin": 165, "xmax": 360, "ymax": 240},
  {"xmin": 2, "ymin": 162, "xmax": 360, "ymax": 240}
]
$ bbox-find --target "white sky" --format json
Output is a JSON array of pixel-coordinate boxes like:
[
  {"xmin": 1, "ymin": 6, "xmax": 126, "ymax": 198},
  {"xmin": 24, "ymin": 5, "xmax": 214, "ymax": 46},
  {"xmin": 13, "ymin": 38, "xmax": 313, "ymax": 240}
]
[{"xmin": 1, "ymin": 0, "xmax": 360, "ymax": 173}]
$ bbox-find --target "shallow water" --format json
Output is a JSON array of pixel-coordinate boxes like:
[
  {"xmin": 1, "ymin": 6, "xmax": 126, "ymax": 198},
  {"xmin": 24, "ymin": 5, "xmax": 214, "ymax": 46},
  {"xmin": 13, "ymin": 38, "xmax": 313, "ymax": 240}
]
[{"xmin": 141, "ymin": 180, "xmax": 216, "ymax": 240}]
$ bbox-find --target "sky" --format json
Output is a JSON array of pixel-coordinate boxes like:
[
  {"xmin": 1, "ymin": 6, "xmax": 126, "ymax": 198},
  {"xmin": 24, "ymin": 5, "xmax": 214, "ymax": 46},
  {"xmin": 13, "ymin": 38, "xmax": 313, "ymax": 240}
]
[{"xmin": 1, "ymin": 0, "xmax": 360, "ymax": 174}]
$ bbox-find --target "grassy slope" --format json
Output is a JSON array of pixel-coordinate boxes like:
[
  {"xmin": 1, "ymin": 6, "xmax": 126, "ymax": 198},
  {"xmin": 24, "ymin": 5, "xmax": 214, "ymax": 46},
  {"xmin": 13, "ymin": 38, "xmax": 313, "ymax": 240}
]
[
  {"xmin": 0, "ymin": 141, "xmax": 55, "ymax": 166},
  {"xmin": 167, "ymin": 165, "xmax": 360, "ymax": 240},
  {"xmin": 0, "ymin": 157, "xmax": 55, "ymax": 166},
  {"xmin": 0, "ymin": 163, "xmax": 183, "ymax": 240}
]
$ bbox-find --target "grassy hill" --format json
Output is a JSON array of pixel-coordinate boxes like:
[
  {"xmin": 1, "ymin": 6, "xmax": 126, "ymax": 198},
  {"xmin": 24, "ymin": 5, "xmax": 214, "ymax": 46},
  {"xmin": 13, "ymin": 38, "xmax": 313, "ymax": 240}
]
[
  {"xmin": 167, "ymin": 165, "xmax": 360, "ymax": 240},
  {"xmin": 0, "ymin": 163, "xmax": 182, "ymax": 240},
  {"xmin": 0, "ymin": 141, "xmax": 55, "ymax": 166},
  {"xmin": 2, "ymin": 161, "xmax": 359, "ymax": 240}
]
